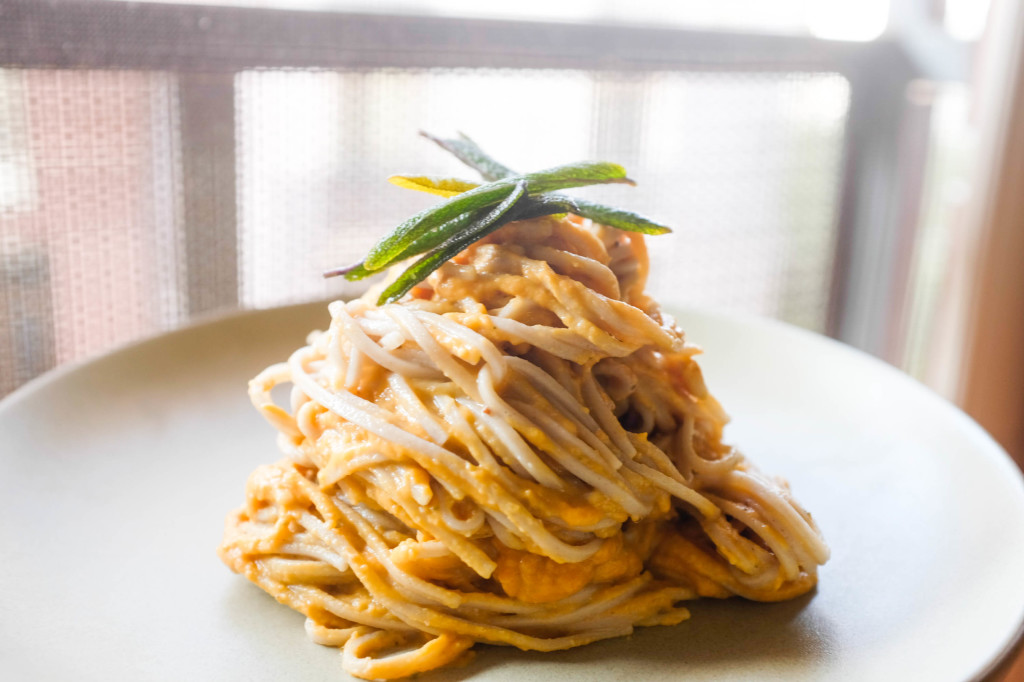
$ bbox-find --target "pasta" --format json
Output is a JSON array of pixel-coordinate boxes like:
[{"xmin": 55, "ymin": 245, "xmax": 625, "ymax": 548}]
[{"xmin": 218, "ymin": 213, "xmax": 829, "ymax": 679}]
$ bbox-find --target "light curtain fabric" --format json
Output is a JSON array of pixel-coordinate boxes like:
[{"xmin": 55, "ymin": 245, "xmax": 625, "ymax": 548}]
[{"xmin": 0, "ymin": 2, "xmax": 849, "ymax": 396}]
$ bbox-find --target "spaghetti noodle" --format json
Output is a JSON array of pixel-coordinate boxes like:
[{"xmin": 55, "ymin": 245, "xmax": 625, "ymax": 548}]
[{"xmin": 219, "ymin": 214, "xmax": 828, "ymax": 679}]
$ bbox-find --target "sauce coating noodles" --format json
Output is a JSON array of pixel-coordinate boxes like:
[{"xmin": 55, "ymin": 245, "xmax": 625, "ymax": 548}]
[{"xmin": 219, "ymin": 216, "xmax": 828, "ymax": 679}]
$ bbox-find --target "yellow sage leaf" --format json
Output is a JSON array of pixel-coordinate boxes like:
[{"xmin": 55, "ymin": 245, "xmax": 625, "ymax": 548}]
[{"xmin": 388, "ymin": 175, "xmax": 480, "ymax": 197}]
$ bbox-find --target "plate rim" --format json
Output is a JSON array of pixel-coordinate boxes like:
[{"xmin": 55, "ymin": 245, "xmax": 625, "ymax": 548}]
[{"xmin": 0, "ymin": 300, "xmax": 329, "ymax": 413}]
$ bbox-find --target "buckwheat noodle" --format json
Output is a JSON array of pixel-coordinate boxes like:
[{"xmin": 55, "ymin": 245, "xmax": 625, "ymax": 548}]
[{"xmin": 219, "ymin": 216, "xmax": 828, "ymax": 679}]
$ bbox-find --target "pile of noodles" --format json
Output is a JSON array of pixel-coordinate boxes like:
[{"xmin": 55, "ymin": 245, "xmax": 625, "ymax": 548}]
[{"xmin": 219, "ymin": 215, "xmax": 828, "ymax": 680}]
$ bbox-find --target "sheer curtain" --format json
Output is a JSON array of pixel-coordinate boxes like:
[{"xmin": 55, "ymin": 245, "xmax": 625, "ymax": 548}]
[{"xmin": 0, "ymin": 1, "xmax": 861, "ymax": 397}]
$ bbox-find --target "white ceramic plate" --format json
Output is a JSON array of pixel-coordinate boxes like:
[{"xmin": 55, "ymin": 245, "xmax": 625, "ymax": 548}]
[{"xmin": 2, "ymin": 302, "xmax": 1023, "ymax": 682}]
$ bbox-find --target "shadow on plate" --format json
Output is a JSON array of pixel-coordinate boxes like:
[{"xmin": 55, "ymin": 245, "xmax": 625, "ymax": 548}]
[
  {"xmin": 423, "ymin": 592, "xmax": 833, "ymax": 681},
  {"xmin": 221, "ymin": 581, "xmax": 833, "ymax": 679}
]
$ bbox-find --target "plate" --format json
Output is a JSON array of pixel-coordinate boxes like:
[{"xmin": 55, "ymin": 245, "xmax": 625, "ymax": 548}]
[{"xmin": 2, "ymin": 302, "xmax": 1023, "ymax": 681}]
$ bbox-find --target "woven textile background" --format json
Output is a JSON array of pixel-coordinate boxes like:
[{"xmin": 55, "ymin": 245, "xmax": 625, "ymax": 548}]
[{"xmin": 0, "ymin": 12, "xmax": 850, "ymax": 398}]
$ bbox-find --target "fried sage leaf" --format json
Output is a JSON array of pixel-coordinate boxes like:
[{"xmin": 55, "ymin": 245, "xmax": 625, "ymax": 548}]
[
  {"xmin": 422, "ymin": 132, "xmax": 671, "ymax": 235},
  {"xmin": 419, "ymin": 131, "xmax": 514, "ymax": 182},
  {"xmin": 363, "ymin": 162, "xmax": 633, "ymax": 272},
  {"xmin": 324, "ymin": 133, "xmax": 672, "ymax": 297},
  {"xmin": 387, "ymin": 175, "xmax": 479, "ymax": 198}
]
